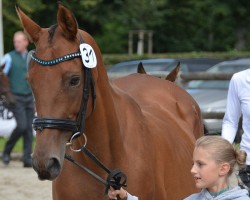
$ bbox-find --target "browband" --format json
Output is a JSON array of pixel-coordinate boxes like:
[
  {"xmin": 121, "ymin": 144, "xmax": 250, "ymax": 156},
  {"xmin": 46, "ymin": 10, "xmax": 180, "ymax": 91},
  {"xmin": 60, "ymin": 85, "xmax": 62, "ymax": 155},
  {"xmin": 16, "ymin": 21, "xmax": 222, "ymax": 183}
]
[{"xmin": 31, "ymin": 51, "xmax": 81, "ymax": 66}]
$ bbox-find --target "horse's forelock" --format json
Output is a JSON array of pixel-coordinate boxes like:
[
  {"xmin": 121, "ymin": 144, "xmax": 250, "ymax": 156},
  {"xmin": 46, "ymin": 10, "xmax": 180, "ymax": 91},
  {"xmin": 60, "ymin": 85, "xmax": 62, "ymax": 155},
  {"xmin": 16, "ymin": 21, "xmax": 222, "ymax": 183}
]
[{"xmin": 48, "ymin": 24, "xmax": 58, "ymax": 43}]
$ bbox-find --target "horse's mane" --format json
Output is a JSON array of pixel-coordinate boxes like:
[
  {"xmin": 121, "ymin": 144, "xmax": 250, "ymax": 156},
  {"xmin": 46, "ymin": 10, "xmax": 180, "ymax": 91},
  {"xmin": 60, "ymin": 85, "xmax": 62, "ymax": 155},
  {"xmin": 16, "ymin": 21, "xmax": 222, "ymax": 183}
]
[{"xmin": 48, "ymin": 24, "xmax": 58, "ymax": 43}]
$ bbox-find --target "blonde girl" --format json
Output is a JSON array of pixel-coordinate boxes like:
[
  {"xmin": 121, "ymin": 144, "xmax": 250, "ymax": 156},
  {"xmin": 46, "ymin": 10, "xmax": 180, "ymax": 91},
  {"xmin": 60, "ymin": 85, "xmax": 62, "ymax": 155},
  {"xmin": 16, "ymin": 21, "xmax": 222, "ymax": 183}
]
[{"xmin": 185, "ymin": 136, "xmax": 249, "ymax": 200}]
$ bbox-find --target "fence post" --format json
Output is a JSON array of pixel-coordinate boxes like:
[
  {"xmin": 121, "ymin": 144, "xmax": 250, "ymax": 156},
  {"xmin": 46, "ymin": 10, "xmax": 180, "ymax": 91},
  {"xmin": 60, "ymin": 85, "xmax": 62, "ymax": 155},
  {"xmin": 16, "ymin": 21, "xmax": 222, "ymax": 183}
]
[
  {"xmin": 148, "ymin": 31, "xmax": 153, "ymax": 55},
  {"xmin": 128, "ymin": 31, "xmax": 133, "ymax": 55}
]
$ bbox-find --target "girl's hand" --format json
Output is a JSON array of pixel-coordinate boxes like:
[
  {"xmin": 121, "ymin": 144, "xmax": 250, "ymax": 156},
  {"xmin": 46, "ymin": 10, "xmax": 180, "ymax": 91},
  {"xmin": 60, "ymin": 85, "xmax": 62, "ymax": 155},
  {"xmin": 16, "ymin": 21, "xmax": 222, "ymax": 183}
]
[{"xmin": 108, "ymin": 187, "xmax": 127, "ymax": 200}]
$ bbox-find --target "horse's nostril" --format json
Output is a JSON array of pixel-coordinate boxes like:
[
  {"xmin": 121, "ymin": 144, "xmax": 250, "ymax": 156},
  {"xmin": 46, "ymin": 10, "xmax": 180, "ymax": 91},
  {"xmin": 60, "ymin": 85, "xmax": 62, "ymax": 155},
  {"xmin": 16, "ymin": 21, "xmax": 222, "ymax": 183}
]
[
  {"xmin": 32, "ymin": 157, "xmax": 61, "ymax": 180},
  {"xmin": 47, "ymin": 158, "xmax": 61, "ymax": 178}
]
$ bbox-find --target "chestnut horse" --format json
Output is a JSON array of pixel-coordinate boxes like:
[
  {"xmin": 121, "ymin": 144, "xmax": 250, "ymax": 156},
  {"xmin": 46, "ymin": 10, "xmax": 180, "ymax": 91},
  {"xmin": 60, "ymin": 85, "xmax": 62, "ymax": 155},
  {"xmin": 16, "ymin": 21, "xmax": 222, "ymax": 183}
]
[
  {"xmin": 0, "ymin": 64, "xmax": 15, "ymax": 106},
  {"xmin": 16, "ymin": 3, "xmax": 203, "ymax": 200}
]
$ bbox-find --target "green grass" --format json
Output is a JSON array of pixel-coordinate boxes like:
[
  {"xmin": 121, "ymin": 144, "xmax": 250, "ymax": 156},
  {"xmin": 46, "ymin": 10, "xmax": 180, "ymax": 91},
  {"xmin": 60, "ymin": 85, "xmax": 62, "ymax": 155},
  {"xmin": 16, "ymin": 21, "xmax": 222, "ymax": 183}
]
[{"xmin": 0, "ymin": 137, "xmax": 36, "ymax": 153}]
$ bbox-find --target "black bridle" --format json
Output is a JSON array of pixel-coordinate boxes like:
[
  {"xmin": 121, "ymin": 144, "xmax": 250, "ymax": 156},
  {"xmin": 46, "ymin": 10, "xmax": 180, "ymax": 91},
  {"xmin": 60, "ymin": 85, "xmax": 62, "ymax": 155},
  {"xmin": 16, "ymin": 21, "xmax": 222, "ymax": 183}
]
[
  {"xmin": 31, "ymin": 47, "xmax": 94, "ymax": 135},
  {"xmin": 30, "ymin": 35, "xmax": 126, "ymax": 198}
]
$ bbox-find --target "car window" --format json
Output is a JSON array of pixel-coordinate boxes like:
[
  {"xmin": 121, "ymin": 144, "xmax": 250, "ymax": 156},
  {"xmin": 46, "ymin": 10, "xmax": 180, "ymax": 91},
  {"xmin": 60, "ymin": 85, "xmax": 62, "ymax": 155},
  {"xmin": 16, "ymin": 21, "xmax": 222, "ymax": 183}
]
[
  {"xmin": 108, "ymin": 60, "xmax": 175, "ymax": 73},
  {"xmin": 142, "ymin": 63, "xmax": 171, "ymax": 72},
  {"xmin": 108, "ymin": 64, "xmax": 137, "ymax": 73},
  {"xmin": 165, "ymin": 62, "xmax": 189, "ymax": 72},
  {"xmin": 188, "ymin": 80, "xmax": 229, "ymax": 90},
  {"xmin": 166, "ymin": 59, "xmax": 221, "ymax": 72},
  {"xmin": 187, "ymin": 63, "xmax": 215, "ymax": 72},
  {"xmin": 187, "ymin": 62, "xmax": 250, "ymax": 90},
  {"xmin": 208, "ymin": 63, "xmax": 250, "ymax": 73}
]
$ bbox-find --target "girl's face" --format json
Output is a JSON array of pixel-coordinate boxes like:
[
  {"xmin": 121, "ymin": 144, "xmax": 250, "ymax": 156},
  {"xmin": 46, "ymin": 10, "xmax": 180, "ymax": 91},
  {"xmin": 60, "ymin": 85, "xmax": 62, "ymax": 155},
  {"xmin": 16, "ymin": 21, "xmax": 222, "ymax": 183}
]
[{"xmin": 191, "ymin": 147, "xmax": 228, "ymax": 192}]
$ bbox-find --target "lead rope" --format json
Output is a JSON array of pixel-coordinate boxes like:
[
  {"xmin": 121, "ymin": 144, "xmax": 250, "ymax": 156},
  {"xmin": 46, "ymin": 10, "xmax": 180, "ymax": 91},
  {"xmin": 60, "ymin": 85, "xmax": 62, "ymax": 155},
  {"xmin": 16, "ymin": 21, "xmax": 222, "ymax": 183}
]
[{"xmin": 64, "ymin": 146, "xmax": 127, "ymax": 197}]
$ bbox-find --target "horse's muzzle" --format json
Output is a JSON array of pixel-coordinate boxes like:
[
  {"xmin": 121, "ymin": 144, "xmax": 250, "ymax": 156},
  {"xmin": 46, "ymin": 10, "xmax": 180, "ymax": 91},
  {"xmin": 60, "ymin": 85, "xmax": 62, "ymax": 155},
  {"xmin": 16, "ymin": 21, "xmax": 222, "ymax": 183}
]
[{"xmin": 32, "ymin": 157, "xmax": 61, "ymax": 180}]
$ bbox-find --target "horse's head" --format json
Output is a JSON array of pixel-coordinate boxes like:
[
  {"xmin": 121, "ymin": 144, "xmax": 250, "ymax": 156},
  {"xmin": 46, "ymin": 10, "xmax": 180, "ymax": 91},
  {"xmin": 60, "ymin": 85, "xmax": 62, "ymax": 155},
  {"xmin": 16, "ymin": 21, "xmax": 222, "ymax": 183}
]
[
  {"xmin": 16, "ymin": 2, "xmax": 102, "ymax": 180},
  {"xmin": 0, "ymin": 64, "xmax": 16, "ymax": 106}
]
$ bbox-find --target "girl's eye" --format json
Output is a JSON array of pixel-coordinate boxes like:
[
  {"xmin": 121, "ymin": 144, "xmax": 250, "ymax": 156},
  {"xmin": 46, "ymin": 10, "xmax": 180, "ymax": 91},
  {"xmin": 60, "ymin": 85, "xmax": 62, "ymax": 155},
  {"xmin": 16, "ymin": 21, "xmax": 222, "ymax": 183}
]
[
  {"xmin": 197, "ymin": 161, "xmax": 204, "ymax": 167},
  {"xmin": 69, "ymin": 76, "xmax": 80, "ymax": 86}
]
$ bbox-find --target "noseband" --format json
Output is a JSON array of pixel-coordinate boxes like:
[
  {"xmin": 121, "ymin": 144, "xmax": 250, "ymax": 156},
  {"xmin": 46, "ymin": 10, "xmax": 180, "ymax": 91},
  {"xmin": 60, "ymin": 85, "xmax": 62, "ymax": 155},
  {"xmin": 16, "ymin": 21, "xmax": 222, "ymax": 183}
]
[{"xmin": 32, "ymin": 35, "xmax": 96, "ymax": 138}]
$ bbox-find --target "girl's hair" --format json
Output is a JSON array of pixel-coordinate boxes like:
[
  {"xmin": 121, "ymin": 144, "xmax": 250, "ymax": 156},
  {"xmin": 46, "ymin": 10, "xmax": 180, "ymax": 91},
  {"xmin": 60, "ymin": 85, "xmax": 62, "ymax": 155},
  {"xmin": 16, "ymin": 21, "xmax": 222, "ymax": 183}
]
[{"xmin": 195, "ymin": 136, "xmax": 246, "ymax": 175}]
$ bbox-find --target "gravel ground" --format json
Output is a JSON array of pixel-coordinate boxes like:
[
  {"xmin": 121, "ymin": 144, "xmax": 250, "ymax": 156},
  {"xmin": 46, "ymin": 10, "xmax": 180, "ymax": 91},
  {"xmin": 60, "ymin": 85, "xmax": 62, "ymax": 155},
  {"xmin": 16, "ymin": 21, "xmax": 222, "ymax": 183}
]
[{"xmin": 0, "ymin": 160, "xmax": 52, "ymax": 200}]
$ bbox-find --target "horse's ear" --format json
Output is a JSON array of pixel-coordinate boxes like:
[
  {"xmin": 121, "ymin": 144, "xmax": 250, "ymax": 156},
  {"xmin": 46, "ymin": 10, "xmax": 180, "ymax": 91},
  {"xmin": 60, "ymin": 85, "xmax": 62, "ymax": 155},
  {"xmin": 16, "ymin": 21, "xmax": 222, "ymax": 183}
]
[
  {"xmin": 165, "ymin": 62, "xmax": 180, "ymax": 82},
  {"xmin": 57, "ymin": 2, "xmax": 78, "ymax": 40},
  {"xmin": 15, "ymin": 4, "xmax": 41, "ymax": 43},
  {"xmin": 137, "ymin": 62, "xmax": 147, "ymax": 74}
]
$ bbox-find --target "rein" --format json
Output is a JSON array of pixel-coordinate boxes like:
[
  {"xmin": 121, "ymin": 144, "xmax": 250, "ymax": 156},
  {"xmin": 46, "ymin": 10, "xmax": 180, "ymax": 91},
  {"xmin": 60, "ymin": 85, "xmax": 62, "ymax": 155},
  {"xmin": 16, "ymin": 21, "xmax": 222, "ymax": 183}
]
[
  {"xmin": 31, "ymin": 34, "xmax": 127, "ymax": 198},
  {"xmin": 64, "ymin": 145, "xmax": 127, "ymax": 195}
]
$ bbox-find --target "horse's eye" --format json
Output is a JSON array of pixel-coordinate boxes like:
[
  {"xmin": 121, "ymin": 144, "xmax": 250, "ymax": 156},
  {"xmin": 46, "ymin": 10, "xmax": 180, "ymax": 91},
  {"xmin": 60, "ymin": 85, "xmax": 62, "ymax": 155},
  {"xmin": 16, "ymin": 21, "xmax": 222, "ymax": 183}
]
[{"xmin": 69, "ymin": 76, "xmax": 80, "ymax": 86}]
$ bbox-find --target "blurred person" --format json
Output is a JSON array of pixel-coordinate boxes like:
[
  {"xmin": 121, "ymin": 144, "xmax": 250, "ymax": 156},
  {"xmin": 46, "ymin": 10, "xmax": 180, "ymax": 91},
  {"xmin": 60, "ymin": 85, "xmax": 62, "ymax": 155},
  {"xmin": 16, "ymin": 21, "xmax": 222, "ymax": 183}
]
[
  {"xmin": 1, "ymin": 31, "xmax": 34, "ymax": 167},
  {"xmin": 222, "ymin": 69, "xmax": 250, "ymax": 188}
]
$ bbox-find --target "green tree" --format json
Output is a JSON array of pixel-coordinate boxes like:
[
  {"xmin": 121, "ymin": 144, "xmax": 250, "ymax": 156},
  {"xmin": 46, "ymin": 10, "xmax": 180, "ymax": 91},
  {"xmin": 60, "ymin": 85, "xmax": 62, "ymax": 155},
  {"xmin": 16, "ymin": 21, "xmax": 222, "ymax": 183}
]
[
  {"xmin": 2, "ymin": 0, "xmax": 250, "ymax": 53},
  {"xmin": 2, "ymin": 0, "xmax": 44, "ymax": 52},
  {"xmin": 95, "ymin": 0, "xmax": 165, "ymax": 53},
  {"xmin": 152, "ymin": 0, "xmax": 250, "ymax": 52}
]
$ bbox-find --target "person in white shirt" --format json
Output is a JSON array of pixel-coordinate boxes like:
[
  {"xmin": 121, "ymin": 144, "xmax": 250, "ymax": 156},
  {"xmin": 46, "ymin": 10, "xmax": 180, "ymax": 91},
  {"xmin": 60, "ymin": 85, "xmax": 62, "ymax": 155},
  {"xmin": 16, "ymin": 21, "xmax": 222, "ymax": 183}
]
[{"xmin": 222, "ymin": 69, "xmax": 250, "ymax": 188}]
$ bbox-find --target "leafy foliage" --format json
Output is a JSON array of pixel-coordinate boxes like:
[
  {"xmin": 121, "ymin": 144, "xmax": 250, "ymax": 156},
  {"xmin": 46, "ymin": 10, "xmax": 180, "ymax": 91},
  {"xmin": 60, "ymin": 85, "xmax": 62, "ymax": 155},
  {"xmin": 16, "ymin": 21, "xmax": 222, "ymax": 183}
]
[{"xmin": 2, "ymin": 0, "xmax": 250, "ymax": 53}]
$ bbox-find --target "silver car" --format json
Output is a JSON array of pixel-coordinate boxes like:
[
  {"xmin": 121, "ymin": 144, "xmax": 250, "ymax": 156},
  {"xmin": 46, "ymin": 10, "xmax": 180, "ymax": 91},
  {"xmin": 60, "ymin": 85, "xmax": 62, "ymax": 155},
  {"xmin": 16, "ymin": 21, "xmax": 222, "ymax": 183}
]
[{"xmin": 187, "ymin": 58, "xmax": 250, "ymax": 136}]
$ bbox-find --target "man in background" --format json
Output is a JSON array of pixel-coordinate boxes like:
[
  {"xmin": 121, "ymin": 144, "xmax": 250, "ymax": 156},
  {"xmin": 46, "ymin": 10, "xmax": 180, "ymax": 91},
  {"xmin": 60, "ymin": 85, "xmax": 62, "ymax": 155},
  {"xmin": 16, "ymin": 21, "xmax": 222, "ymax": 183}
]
[{"xmin": 1, "ymin": 31, "xmax": 34, "ymax": 167}]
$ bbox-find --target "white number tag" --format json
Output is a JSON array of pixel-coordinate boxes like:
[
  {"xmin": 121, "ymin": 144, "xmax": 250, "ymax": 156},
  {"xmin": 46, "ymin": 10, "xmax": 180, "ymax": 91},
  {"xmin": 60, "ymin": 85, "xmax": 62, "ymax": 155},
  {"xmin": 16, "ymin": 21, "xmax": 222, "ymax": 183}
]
[{"xmin": 80, "ymin": 43, "xmax": 97, "ymax": 68}]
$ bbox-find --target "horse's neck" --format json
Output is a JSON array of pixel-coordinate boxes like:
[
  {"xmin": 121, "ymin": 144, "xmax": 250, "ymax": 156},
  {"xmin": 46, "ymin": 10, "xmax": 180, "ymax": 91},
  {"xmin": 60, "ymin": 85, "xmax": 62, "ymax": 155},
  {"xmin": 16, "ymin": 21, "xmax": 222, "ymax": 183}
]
[{"xmin": 83, "ymin": 79, "xmax": 142, "ymax": 165}]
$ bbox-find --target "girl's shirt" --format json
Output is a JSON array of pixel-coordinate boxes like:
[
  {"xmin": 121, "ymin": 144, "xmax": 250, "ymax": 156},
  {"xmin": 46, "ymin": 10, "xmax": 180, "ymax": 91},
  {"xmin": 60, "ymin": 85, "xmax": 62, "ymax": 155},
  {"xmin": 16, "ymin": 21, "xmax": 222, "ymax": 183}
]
[{"xmin": 184, "ymin": 186, "xmax": 250, "ymax": 200}]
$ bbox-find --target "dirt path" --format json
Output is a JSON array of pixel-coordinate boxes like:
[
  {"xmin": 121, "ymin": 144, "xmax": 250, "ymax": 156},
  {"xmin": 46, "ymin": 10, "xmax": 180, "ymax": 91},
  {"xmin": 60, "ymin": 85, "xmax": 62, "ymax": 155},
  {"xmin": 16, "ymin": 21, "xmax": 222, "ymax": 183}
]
[{"xmin": 0, "ymin": 161, "xmax": 52, "ymax": 200}]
